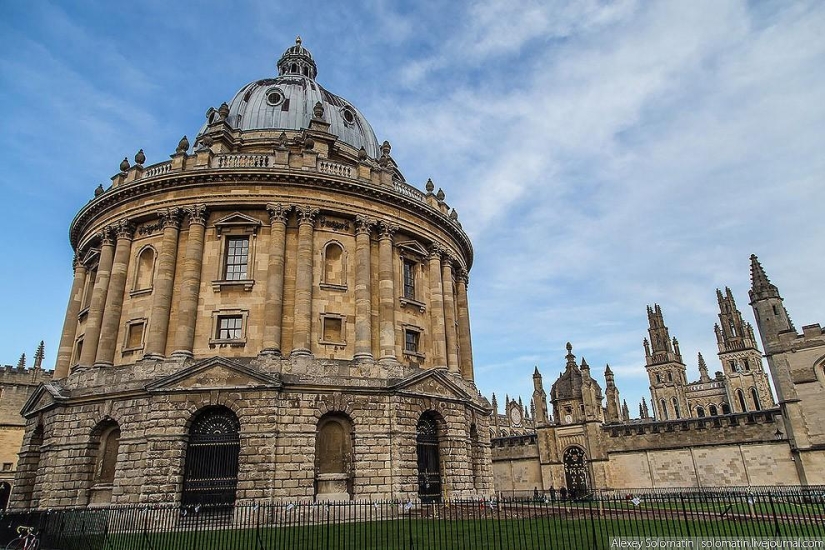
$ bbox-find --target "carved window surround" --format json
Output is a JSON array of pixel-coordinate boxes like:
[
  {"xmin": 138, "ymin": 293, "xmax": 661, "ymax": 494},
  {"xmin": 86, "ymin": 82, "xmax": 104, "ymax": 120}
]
[
  {"xmin": 319, "ymin": 313, "xmax": 346, "ymax": 347},
  {"xmin": 121, "ymin": 318, "xmax": 147, "ymax": 354},
  {"xmin": 212, "ymin": 212, "xmax": 261, "ymax": 293},
  {"xmin": 209, "ymin": 309, "xmax": 249, "ymax": 348},
  {"xmin": 396, "ymin": 240, "xmax": 428, "ymax": 312},
  {"xmin": 402, "ymin": 324, "xmax": 425, "ymax": 359}
]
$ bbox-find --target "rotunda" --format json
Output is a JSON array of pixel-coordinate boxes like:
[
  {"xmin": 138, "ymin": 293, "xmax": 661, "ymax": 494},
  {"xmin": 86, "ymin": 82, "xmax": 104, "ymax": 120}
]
[{"xmin": 12, "ymin": 38, "xmax": 492, "ymax": 508}]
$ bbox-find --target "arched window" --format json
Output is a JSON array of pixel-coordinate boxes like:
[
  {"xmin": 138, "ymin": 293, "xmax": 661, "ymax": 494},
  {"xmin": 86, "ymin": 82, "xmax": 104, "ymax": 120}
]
[
  {"xmin": 470, "ymin": 424, "xmax": 480, "ymax": 490},
  {"xmin": 16, "ymin": 425, "xmax": 44, "ymax": 509},
  {"xmin": 322, "ymin": 241, "xmax": 346, "ymax": 288},
  {"xmin": 314, "ymin": 413, "xmax": 353, "ymax": 501},
  {"xmin": 88, "ymin": 422, "xmax": 121, "ymax": 505},
  {"xmin": 667, "ymin": 372, "xmax": 673, "ymax": 383},
  {"xmin": 672, "ymin": 397, "xmax": 681, "ymax": 419},
  {"xmin": 736, "ymin": 389, "xmax": 748, "ymax": 413},
  {"xmin": 660, "ymin": 399, "xmax": 669, "ymax": 420},
  {"xmin": 416, "ymin": 412, "xmax": 442, "ymax": 503},
  {"xmin": 182, "ymin": 407, "xmax": 240, "ymax": 507},
  {"xmin": 133, "ymin": 246, "xmax": 156, "ymax": 292},
  {"xmin": 563, "ymin": 446, "xmax": 589, "ymax": 498},
  {"xmin": 721, "ymin": 403, "xmax": 731, "ymax": 415},
  {"xmin": 709, "ymin": 405, "xmax": 718, "ymax": 416},
  {"xmin": 696, "ymin": 406, "xmax": 706, "ymax": 418},
  {"xmin": 750, "ymin": 387, "xmax": 761, "ymax": 411}
]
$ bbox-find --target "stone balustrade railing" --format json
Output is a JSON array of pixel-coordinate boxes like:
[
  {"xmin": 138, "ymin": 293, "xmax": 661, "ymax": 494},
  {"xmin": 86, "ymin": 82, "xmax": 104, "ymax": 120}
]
[{"xmin": 135, "ymin": 153, "xmax": 427, "ymax": 205}]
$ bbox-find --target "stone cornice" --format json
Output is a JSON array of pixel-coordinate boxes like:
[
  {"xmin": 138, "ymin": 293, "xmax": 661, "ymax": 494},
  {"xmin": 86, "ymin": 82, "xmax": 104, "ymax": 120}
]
[{"xmin": 70, "ymin": 167, "xmax": 473, "ymax": 269}]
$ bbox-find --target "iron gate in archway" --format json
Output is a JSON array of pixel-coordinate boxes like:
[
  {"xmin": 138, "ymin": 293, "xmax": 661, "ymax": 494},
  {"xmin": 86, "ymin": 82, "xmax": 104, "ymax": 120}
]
[
  {"xmin": 416, "ymin": 414, "xmax": 442, "ymax": 503},
  {"xmin": 563, "ymin": 445, "xmax": 589, "ymax": 498},
  {"xmin": 182, "ymin": 408, "xmax": 240, "ymax": 506}
]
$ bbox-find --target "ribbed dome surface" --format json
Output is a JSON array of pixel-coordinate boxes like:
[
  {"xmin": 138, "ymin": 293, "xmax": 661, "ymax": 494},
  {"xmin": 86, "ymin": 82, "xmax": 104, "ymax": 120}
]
[{"xmin": 201, "ymin": 38, "xmax": 381, "ymax": 159}]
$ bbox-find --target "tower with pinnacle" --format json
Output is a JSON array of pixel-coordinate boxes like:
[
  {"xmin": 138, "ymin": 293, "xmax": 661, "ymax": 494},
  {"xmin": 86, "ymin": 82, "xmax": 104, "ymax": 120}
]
[
  {"xmin": 644, "ymin": 305, "xmax": 689, "ymax": 420},
  {"xmin": 715, "ymin": 286, "xmax": 774, "ymax": 412}
]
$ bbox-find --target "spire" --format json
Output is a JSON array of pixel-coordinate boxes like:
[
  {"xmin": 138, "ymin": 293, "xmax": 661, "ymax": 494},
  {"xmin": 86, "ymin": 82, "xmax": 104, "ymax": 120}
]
[
  {"xmin": 491, "ymin": 393, "xmax": 498, "ymax": 411},
  {"xmin": 16, "ymin": 353, "xmax": 26, "ymax": 368},
  {"xmin": 622, "ymin": 400, "xmax": 630, "ymax": 421},
  {"xmin": 749, "ymin": 254, "xmax": 780, "ymax": 302},
  {"xmin": 33, "ymin": 340, "xmax": 44, "ymax": 369},
  {"xmin": 698, "ymin": 352, "xmax": 710, "ymax": 382}
]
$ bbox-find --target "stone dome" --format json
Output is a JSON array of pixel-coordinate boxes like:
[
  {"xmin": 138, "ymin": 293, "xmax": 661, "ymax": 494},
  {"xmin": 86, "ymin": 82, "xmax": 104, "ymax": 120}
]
[{"xmin": 199, "ymin": 37, "xmax": 381, "ymax": 159}]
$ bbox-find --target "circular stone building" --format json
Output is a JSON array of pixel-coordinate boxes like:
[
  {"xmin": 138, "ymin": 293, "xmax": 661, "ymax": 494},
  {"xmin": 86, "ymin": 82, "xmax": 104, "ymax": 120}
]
[{"xmin": 12, "ymin": 38, "xmax": 492, "ymax": 509}]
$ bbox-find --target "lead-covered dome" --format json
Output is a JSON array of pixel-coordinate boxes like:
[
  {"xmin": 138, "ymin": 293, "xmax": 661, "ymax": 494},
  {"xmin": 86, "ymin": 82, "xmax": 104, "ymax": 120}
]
[{"xmin": 201, "ymin": 37, "xmax": 381, "ymax": 158}]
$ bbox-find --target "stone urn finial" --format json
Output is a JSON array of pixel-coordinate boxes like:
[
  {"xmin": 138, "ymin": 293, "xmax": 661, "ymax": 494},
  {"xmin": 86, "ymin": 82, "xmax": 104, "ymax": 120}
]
[
  {"xmin": 218, "ymin": 102, "xmax": 230, "ymax": 120},
  {"xmin": 119, "ymin": 157, "xmax": 130, "ymax": 172},
  {"xmin": 381, "ymin": 140, "xmax": 391, "ymax": 156},
  {"xmin": 436, "ymin": 188, "xmax": 445, "ymax": 201},
  {"xmin": 425, "ymin": 178, "xmax": 434, "ymax": 193},
  {"xmin": 313, "ymin": 101, "xmax": 324, "ymax": 119},
  {"xmin": 177, "ymin": 135, "xmax": 190, "ymax": 154},
  {"xmin": 135, "ymin": 149, "xmax": 146, "ymax": 165},
  {"xmin": 94, "ymin": 184, "xmax": 104, "ymax": 196},
  {"xmin": 358, "ymin": 146, "xmax": 367, "ymax": 161}
]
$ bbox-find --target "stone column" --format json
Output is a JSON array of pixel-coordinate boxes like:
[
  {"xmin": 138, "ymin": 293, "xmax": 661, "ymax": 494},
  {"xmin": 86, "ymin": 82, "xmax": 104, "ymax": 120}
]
[
  {"xmin": 54, "ymin": 256, "xmax": 87, "ymax": 377},
  {"xmin": 354, "ymin": 215, "xmax": 375, "ymax": 360},
  {"xmin": 79, "ymin": 227, "xmax": 115, "ymax": 367},
  {"xmin": 377, "ymin": 222, "xmax": 398, "ymax": 361},
  {"xmin": 456, "ymin": 268, "xmax": 474, "ymax": 381},
  {"xmin": 171, "ymin": 205, "xmax": 207, "ymax": 358},
  {"xmin": 428, "ymin": 245, "xmax": 447, "ymax": 367},
  {"xmin": 144, "ymin": 208, "xmax": 182, "ymax": 359},
  {"xmin": 291, "ymin": 205, "xmax": 318, "ymax": 357},
  {"xmin": 262, "ymin": 203, "xmax": 290, "ymax": 355},
  {"xmin": 94, "ymin": 220, "xmax": 135, "ymax": 366},
  {"xmin": 442, "ymin": 254, "xmax": 459, "ymax": 373}
]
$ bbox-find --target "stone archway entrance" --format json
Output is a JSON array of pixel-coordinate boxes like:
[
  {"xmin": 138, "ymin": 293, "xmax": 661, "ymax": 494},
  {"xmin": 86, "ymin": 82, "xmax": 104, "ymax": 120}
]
[
  {"xmin": 563, "ymin": 446, "xmax": 589, "ymax": 498},
  {"xmin": 416, "ymin": 413, "xmax": 442, "ymax": 503},
  {"xmin": 182, "ymin": 407, "xmax": 240, "ymax": 506}
]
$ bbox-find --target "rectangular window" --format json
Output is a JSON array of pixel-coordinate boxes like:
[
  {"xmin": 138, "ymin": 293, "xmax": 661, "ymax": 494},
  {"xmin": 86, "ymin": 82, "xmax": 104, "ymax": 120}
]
[
  {"xmin": 322, "ymin": 316, "xmax": 344, "ymax": 344},
  {"xmin": 2, "ymin": 463, "xmax": 12, "ymax": 471},
  {"xmin": 405, "ymin": 329, "xmax": 420, "ymax": 354},
  {"xmin": 403, "ymin": 259, "xmax": 416, "ymax": 299},
  {"xmin": 125, "ymin": 321, "xmax": 145, "ymax": 350},
  {"xmin": 224, "ymin": 236, "xmax": 249, "ymax": 280},
  {"xmin": 217, "ymin": 315, "xmax": 243, "ymax": 340}
]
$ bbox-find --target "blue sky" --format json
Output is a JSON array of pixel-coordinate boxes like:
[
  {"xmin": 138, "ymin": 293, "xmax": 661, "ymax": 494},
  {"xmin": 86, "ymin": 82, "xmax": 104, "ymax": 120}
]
[{"xmin": 1, "ymin": 1, "xmax": 823, "ymax": 415}]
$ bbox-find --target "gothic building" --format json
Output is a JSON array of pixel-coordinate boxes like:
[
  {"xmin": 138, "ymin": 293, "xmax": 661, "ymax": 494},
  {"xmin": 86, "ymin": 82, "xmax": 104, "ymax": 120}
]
[
  {"xmin": 12, "ymin": 38, "xmax": 492, "ymax": 509},
  {"xmin": 491, "ymin": 259, "xmax": 823, "ymax": 494}
]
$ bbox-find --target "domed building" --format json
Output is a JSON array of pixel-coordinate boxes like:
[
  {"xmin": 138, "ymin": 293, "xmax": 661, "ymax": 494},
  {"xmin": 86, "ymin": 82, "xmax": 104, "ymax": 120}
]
[{"xmin": 12, "ymin": 38, "xmax": 492, "ymax": 509}]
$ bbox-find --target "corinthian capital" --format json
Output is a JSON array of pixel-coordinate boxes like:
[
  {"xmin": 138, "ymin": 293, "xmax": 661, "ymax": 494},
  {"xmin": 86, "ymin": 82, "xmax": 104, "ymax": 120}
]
[
  {"xmin": 158, "ymin": 207, "xmax": 183, "ymax": 229},
  {"xmin": 99, "ymin": 226, "xmax": 115, "ymax": 246},
  {"xmin": 185, "ymin": 204, "xmax": 208, "ymax": 226},
  {"xmin": 266, "ymin": 203, "xmax": 291, "ymax": 225},
  {"xmin": 114, "ymin": 219, "xmax": 135, "ymax": 240},
  {"xmin": 377, "ymin": 221, "xmax": 398, "ymax": 240},
  {"xmin": 354, "ymin": 215, "xmax": 376, "ymax": 236},
  {"xmin": 428, "ymin": 243, "xmax": 443, "ymax": 260},
  {"xmin": 296, "ymin": 205, "xmax": 320, "ymax": 226}
]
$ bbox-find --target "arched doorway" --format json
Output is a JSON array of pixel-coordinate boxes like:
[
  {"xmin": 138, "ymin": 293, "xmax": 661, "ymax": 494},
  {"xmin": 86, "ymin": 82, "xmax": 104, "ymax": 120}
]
[
  {"xmin": 182, "ymin": 407, "xmax": 240, "ymax": 506},
  {"xmin": 314, "ymin": 413, "xmax": 353, "ymax": 501},
  {"xmin": 563, "ymin": 446, "xmax": 589, "ymax": 498},
  {"xmin": 0, "ymin": 482, "xmax": 11, "ymax": 510},
  {"xmin": 416, "ymin": 412, "xmax": 442, "ymax": 503}
]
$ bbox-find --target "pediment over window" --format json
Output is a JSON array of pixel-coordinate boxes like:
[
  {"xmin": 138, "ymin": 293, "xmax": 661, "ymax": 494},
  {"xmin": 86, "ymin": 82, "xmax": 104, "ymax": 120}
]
[
  {"xmin": 396, "ymin": 240, "xmax": 428, "ymax": 258},
  {"xmin": 213, "ymin": 212, "xmax": 263, "ymax": 235},
  {"xmin": 145, "ymin": 357, "xmax": 281, "ymax": 392},
  {"xmin": 391, "ymin": 369, "xmax": 474, "ymax": 402},
  {"xmin": 81, "ymin": 248, "xmax": 101, "ymax": 267},
  {"xmin": 21, "ymin": 383, "xmax": 66, "ymax": 417}
]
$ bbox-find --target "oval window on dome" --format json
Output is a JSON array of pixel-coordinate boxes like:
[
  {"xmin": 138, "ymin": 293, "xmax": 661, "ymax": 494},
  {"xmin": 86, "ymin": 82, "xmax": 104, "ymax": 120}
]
[
  {"xmin": 341, "ymin": 106, "xmax": 356, "ymax": 125},
  {"xmin": 266, "ymin": 88, "xmax": 285, "ymax": 107}
]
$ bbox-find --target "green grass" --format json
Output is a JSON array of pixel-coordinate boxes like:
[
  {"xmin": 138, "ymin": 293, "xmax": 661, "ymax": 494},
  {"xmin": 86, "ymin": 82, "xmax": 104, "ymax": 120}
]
[{"xmin": 50, "ymin": 515, "xmax": 825, "ymax": 550}]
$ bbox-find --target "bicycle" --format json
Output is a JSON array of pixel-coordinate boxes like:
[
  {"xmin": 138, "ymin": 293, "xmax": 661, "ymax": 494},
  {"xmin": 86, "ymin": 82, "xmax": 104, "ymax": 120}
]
[{"xmin": 4, "ymin": 526, "xmax": 39, "ymax": 550}]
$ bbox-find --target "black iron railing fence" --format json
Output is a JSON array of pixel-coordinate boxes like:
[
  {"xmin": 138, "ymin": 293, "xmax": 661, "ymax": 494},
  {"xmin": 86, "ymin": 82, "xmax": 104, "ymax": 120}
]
[{"xmin": 2, "ymin": 488, "xmax": 823, "ymax": 550}]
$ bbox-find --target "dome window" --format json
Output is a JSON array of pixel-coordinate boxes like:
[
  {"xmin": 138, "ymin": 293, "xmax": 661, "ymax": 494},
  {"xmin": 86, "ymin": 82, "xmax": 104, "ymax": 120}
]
[
  {"xmin": 341, "ymin": 106, "xmax": 356, "ymax": 125},
  {"xmin": 266, "ymin": 88, "xmax": 285, "ymax": 107}
]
